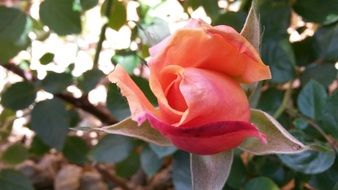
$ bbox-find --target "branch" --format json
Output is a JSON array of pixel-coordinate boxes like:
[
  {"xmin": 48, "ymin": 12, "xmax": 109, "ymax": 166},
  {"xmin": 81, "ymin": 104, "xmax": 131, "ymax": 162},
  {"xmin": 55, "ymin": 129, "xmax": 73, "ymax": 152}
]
[
  {"xmin": 1, "ymin": 62, "xmax": 118, "ymax": 125},
  {"xmin": 95, "ymin": 164, "xmax": 132, "ymax": 190}
]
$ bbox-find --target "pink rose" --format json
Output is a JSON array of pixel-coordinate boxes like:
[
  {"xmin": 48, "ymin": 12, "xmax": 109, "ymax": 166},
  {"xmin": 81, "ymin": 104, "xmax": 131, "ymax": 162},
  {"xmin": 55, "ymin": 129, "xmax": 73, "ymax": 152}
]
[{"xmin": 109, "ymin": 19, "xmax": 271, "ymax": 155}]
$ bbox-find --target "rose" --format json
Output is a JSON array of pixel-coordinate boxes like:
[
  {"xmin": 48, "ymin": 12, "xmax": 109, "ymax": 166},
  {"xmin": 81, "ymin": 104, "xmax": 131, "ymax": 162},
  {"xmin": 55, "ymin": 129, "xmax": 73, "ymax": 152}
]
[{"xmin": 109, "ymin": 19, "xmax": 271, "ymax": 155}]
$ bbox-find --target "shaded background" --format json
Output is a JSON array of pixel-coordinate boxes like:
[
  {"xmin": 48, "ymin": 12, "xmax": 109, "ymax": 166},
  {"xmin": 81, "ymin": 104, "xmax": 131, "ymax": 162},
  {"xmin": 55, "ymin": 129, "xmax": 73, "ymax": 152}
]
[{"xmin": 0, "ymin": 0, "xmax": 338, "ymax": 189}]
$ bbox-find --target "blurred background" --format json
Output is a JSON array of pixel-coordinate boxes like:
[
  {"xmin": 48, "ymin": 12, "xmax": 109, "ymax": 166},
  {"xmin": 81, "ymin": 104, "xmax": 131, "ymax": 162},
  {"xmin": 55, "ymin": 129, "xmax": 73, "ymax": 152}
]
[{"xmin": 0, "ymin": 0, "xmax": 337, "ymax": 189}]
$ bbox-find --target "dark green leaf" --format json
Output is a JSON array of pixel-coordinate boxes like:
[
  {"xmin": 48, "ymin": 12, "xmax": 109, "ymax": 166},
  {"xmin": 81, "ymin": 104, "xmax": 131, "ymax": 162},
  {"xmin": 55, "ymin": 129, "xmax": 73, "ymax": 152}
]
[
  {"xmin": 278, "ymin": 149, "xmax": 336, "ymax": 174},
  {"xmin": 115, "ymin": 151, "xmax": 140, "ymax": 178},
  {"xmin": 292, "ymin": 37, "xmax": 318, "ymax": 66},
  {"xmin": 29, "ymin": 136, "xmax": 50, "ymax": 156},
  {"xmin": 244, "ymin": 177, "xmax": 279, "ymax": 190},
  {"xmin": 78, "ymin": 69, "xmax": 104, "ymax": 93},
  {"xmin": 105, "ymin": 0, "xmax": 127, "ymax": 30},
  {"xmin": 149, "ymin": 144, "xmax": 176, "ymax": 158},
  {"xmin": 319, "ymin": 91, "xmax": 338, "ymax": 139},
  {"xmin": 1, "ymin": 81, "xmax": 36, "ymax": 110},
  {"xmin": 293, "ymin": 0, "xmax": 338, "ymax": 25},
  {"xmin": 1, "ymin": 143, "xmax": 29, "ymax": 165},
  {"xmin": 257, "ymin": 88, "xmax": 284, "ymax": 115},
  {"xmin": 140, "ymin": 146, "xmax": 161, "ymax": 176},
  {"xmin": 39, "ymin": 52, "xmax": 54, "ymax": 65},
  {"xmin": 300, "ymin": 64, "xmax": 337, "ymax": 87},
  {"xmin": 261, "ymin": 38, "xmax": 296, "ymax": 83},
  {"xmin": 314, "ymin": 23, "xmax": 338, "ymax": 61},
  {"xmin": 0, "ymin": 169, "xmax": 34, "ymax": 190},
  {"xmin": 0, "ymin": 6, "xmax": 31, "ymax": 62},
  {"xmin": 31, "ymin": 99, "xmax": 70, "ymax": 150},
  {"xmin": 80, "ymin": 0, "xmax": 98, "ymax": 10},
  {"xmin": 297, "ymin": 80, "xmax": 327, "ymax": 119},
  {"xmin": 309, "ymin": 158, "xmax": 338, "ymax": 190},
  {"xmin": 39, "ymin": 0, "xmax": 81, "ymax": 35},
  {"xmin": 226, "ymin": 153, "xmax": 247, "ymax": 188},
  {"xmin": 191, "ymin": 151, "xmax": 233, "ymax": 190},
  {"xmin": 172, "ymin": 151, "xmax": 192, "ymax": 190},
  {"xmin": 62, "ymin": 136, "xmax": 89, "ymax": 164},
  {"xmin": 41, "ymin": 72, "xmax": 73, "ymax": 93},
  {"xmin": 132, "ymin": 76, "xmax": 157, "ymax": 105},
  {"xmin": 257, "ymin": 0, "xmax": 291, "ymax": 39},
  {"xmin": 90, "ymin": 134, "xmax": 133, "ymax": 163},
  {"xmin": 106, "ymin": 84, "xmax": 130, "ymax": 120},
  {"xmin": 214, "ymin": 11, "xmax": 246, "ymax": 32}
]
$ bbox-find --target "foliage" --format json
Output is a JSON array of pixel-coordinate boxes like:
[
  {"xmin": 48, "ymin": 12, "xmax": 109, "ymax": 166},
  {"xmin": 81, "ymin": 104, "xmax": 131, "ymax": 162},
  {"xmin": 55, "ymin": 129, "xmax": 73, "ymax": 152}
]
[{"xmin": 0, "ymin": 0, "xmax": 337, "ymax": 189}]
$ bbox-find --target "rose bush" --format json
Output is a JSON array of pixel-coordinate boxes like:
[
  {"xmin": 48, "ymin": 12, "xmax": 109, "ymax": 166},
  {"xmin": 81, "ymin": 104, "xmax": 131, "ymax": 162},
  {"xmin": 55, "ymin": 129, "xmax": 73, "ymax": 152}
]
[{"xmin": 109, "ymin": 19, "xmax": 271, "ymax": 155}]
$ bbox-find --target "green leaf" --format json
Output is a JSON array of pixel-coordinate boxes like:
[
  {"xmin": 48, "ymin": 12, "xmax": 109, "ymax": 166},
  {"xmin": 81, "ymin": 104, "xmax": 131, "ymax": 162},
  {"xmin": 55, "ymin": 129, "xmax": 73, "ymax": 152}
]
[
  {"xmin": 106, "ymin": 84, "xmax": 130, "ymax": 120},
  {"xmin": 90, "ymin": 134, "xmax": 133, "ymax": 163},
  {"xmin": 257, "ymin": 88, "xmax": 284, "ymax": 115},
  {"xmin": 214, "ymin": 11, "xmax": 246, "ymax": 32},
  {"xmin": 257, "ymin": 0, "xmax": 291, "ymax": 39},
  {"xmin": 29, "ymin": 136, "xmax": 50, "ymax": 157},
  {"xmin": 226, "ymin": 153, "xmax": 247, "ymax": 188},
  {"xmin": 80, "ymin": 0, "xmax": 98, "ymax": 10},
  {"xmin": 292, "ymin": 37, "xmax": 318, "ymax": 66},
  {"xmin": 140, "ymin": 146, "xmax": 162, "ymax": 176},
  {"xmin": 300, "ymin": 64, "xmax": 337, "ymax": 87},
  {"xmin": 297, "ymin": 80, "xmax": 327, "ymax": 119},
  {"xmin": 319, "ymin": 91, "xmax": 338, "ymax": 139},
  {"xmin": 278, "ymin": 149, "xmax": 336, "ymax": 174},
  {"xmin": 244, "ymin": 177, "xmax": 279, "ymax": 190},
  {"xmin": 39, "ymin": 52, "xmax": 54, "ymax": 65},
  {"xmin": 41, "ymin": 72, "xmax": 73, "ymax": 93},
  {"xmin": 191, "ymin": 151, "xmax": 233, "ymax": 190},
  {"xmin": 261, "ymin": 38, "xmax": 296, "ymax": 83},
  {"xmin": 0, "ymin": 110, "xmax": 15, "ymax": 141},
  {"xmin": 309, "ymin": 159, "xmax": 338, "ymax": 190},
  {"xmin": 293, "ymin": 0, "xmax": 338, "ymax": 25},
  {"xmin": 96, "ymin": 118, "xmax": 172, "ymax": 146},
  {"xmin": 149, "ymin": 144, "xmax": 177, "ymax": 158},
  {"xmin": 105, "ymin": 0, "xmax": 127, "ymax": 30},
  {"xmin": 62, "ymin": 136, "xmax": 89, "ymax": 164},
  {"xmin": 39, "ymin": 0, "xmax": 81, "ymax": 35},
  {"xmin": 172, "ymin": 151, "xmax": 192, "ymax": 190},
  {"xmin": 132, "ymin": 75, "xmax": 157, "ymax": 105},
  {"xmin": 240, "ymin": 109, "xmax": 306, "ymax": 155},
  {"xmin": 1, "ymin": 81, "xmax": 36, "ymax": 110},
  {"xmin": 115, "ymin": 151, "xmax": 140, "ymax": 178},
  {"xmin": 314, "ymin": 23, "xmax": 338, "ymax": 61},
  {"xmin": 240, "ymin": 4, "xmax": 260, "ymax": 51},
  {"xmin": 0, "ymin": 169, "xmax": 34, "ymax": 190},
  {"xmin": 1, "ymin": 143, "xmax": 29, "ymax": 165},
  {"xmin": 138, "ymin": 17, "xmax": 170, "ymax": 46},
  {"xmin": 78, "ymin": 69, "xmax": 104, "ymax": 93},
  {"xmin": 31, "ymin": 99, "xmax": 70, "ymax": 150},
  {"xmin": 112, "ymin": 52, "xmax": 140, "ymax": 74},
  {"xmin": 0, "ymin": 6, "xmax": 31, "ymax": 62}
]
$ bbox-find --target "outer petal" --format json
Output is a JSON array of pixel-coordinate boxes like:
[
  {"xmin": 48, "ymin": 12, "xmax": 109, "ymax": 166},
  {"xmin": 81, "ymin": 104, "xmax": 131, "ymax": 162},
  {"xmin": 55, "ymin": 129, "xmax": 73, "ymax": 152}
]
[
  {"xmin": 108, "ymin": 65, "xmax": 156, "ymax": 124},
  {"xmin": 145, "ymin": 113, "xmax": 266, "ymax": 155},
  {"xmin": 209, "ymin": 26, "xmax": 271, "ymax": 83},
  {"xmin": 148, "ymin": 19, "xmax": 271, "ymax": 84}
]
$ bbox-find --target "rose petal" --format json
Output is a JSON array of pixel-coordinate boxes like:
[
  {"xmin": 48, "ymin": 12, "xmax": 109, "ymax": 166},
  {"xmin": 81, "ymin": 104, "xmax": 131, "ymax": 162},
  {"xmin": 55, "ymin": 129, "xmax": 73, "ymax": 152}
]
[
  {"xmin": 208, "ymin": 26, "xmax": 271, "ymax": 83},
  {"xmin": 177, "ymin": 68, "xmax": 250, "ymax": 126},
  {"xmin": 145, "ymin": 113, "xmax": 266, "ymax": 155},
  {"xmin": 108, "ymin": 65, "xmax": 156, "ymax": 124}
]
